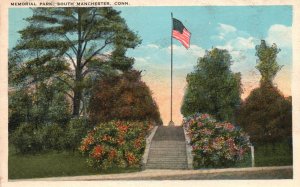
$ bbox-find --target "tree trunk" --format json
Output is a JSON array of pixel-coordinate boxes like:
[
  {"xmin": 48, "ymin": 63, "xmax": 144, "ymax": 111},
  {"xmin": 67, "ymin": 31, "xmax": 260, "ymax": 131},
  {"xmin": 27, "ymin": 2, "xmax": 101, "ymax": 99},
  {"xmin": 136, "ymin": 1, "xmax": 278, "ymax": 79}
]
[
  {"xmin": 72, "ymin": 88, "xmax": 82, "ymax": 116},
  {"xmin": 72, "ymin": 68, "xmax": 83, "ymax": 116},
  {"xmin": 73, "ymin": 9, "xmax": 83, "ymax": 117}
]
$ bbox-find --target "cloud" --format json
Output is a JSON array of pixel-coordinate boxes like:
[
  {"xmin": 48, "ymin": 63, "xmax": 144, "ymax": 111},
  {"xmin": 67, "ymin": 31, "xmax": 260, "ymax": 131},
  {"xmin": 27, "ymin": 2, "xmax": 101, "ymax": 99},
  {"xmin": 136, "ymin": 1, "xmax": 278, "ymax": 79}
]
[
  {"xmin": 131, "ymin": 43, "xmax": 204, "ymax": 71},
  {"xmin": 168, "ymin": 44, "xmax": 205, "ymax": 59},
  {"xmin": 266, "ymin": 24, "xmax": 291, "ymax": 48},
  {"xmin": 232, "ymin": 37, "xmax": 255, "ymax": 50},
  {"xmin": 217, "ymin": 23, "xmax": 237, "ymax": 40},
  {"xmin": 219, "ymin": 23, "xmax": 237, "ymax": 33},
  {"xmin": 146, "ymin": 44, "xmax": 160, "ymax": 49}
]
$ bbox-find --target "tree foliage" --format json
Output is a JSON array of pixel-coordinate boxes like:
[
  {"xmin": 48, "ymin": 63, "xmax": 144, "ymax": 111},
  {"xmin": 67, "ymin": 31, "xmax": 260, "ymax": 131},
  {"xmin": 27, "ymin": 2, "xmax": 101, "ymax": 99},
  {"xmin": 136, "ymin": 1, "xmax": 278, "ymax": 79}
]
[
  {"xmin": 255, "ymin": 40, "xmax": 282, "ymax": 84},
  {"xmin": 237, "ymin": 40, "xmax": 292, "ymax": 144},
  {"xmin": 9, "ymin": 80, "xmax": 71, "ymax": 132},
  {"xmin": 236, "ymin": 84, "xmax": 292, "ymax": 144},
  {"xmin": 181, "ymin": 48, "xmax": 242, "ymax": 122},
  {"xmin": 89, "ymin": 70, "xmax": 162, "ymax": 125},
  {"xmin": 10, "ymin": 7, "xmax": 141, "ymax": 116}
]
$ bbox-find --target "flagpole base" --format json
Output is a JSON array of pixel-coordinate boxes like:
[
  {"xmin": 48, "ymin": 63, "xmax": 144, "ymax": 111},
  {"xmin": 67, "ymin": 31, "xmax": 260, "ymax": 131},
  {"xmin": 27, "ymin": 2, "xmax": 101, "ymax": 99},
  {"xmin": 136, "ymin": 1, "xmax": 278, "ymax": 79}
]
[{"xmin": 168, "ymin": 120, "xmax": 175, "ymax": 126}]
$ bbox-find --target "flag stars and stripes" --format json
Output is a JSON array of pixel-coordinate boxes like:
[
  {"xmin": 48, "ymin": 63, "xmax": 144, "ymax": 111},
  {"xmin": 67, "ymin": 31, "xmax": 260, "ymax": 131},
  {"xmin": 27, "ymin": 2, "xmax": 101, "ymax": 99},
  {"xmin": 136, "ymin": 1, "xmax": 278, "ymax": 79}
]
[{"xmin": 172, "ymin": 18, "xmax": 191, "ymax": 49}]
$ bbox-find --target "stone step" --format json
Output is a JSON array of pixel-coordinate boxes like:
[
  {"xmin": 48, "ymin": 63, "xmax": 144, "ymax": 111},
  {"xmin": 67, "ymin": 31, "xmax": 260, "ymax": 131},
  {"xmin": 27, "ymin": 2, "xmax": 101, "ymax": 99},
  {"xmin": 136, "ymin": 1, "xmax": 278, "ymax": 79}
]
[
  {"xmin": 150, "ymin": 144, "xmax": 186, "ymax": 148},
  {"xmin": 145, "ymin": 126, "xmax": 188, "ymax": 169},
  {"xmin": 147, "ymin": 163, "xmax": 187, "ymax": 166},
  {"xmin": 148, "ymin": 159, "xmax": 187, "ymax": 164},
  {"xmin": 150, "ymin": 142, "xmax": 186, "ymax": 145},
  {"xmin": 150, "ymin": 147, "xmax": 186, "ymax": 152},
  {"xmin": 148, "ymin": 154, "xmax": 186, "ymax": 157},
  {"xmin": 150, "ymin": 145, "xmax": 186, "ymax": 148},
  {"xmin": 149, "ymin": 154, "xmax": 186, "ymax": 159},
  {"xmin": 149, "ymin": 152, "xmax": 186, "ymax": 158},
  {"xmin": 146, "ymin": 164, "xmax": 188, "ymax": 169},
  {"xmin": 149, "ymin": 148, "xmax": 186, "ymax": 150},
  {"xmin": 152, "ymin": 126, "xmax": 185, "ymax": 141},
  {"xmin": 146, "ymin": 163, "xmax": 188, "ymax": 166},
  {"xmin": 148, "ymin": 153, "xmax": 186, "ymax": 156},
  {"xmin": 149, "ymin": 148, "xmax": 186, "ymax": 151},
  {"xmin": 150, "ymin": 140, "xmax": 186, "ymax": 143},
  {"xmin": 149, "ymin": 157, "xmax": 186, "ymax": 161}
]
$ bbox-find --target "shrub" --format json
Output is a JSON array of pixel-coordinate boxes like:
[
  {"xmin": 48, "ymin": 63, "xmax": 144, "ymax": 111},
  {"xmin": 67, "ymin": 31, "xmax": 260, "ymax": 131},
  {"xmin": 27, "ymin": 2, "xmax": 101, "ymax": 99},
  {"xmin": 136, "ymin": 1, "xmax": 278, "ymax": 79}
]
[
  {"xmin": 65, "ymin": 117, "xmax": 92, "ymax": 151},
  {"xmin": 79, "ymin": 120, "xmax": 153, "ymax": 170},
  {"xmin": 183, "ymin": 113, "xmax": 251, "ymax": 168},
  {"xmin": 41, "ymin": 124, "xmax": 66, "ymax": 151},
  {"xmin": 11, "ymin": 123, "xmax": 66, "ymax": 153},
  {"xmin": 10, "ymin": 123, "xmax": 43, "ymax": 154}
]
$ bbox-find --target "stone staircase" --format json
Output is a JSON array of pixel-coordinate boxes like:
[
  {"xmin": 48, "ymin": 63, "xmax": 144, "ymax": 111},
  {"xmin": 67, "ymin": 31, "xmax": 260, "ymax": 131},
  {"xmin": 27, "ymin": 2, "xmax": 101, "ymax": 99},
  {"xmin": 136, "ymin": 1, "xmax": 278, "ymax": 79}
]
[{"xmin": 146, "ymin": 126, "xmax": 188, "ymax": 169}]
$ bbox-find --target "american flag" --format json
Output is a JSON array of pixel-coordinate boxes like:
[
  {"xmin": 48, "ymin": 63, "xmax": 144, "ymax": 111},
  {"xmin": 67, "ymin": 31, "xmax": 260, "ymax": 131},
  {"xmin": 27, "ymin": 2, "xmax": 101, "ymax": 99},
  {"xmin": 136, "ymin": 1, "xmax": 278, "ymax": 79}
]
[{"xmin": 172, "ymin": 18, "xmax": 191, "ymax": 49}]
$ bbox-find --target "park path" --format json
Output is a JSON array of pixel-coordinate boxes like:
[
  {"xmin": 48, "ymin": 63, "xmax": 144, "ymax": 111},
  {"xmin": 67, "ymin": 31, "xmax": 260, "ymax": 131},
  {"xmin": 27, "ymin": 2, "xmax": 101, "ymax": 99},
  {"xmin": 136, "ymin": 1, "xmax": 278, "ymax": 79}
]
[
  {"xmin": 10, "ymin": 166, "xmax": 292, "ymax": 181},
  {"xmin": 145, "ymin": 126, "xmax": 188, "ymax": 169}
]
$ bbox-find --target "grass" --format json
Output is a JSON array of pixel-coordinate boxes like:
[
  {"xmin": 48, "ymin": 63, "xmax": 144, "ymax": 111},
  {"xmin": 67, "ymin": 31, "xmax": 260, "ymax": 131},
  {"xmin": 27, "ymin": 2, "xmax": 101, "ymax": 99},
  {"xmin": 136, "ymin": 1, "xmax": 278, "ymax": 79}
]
[
  {"xmin": 9, "ymin": 141, "xmax": 292, "ymax": 179},
  {"xmin": 236, "ymin": 141, "xmax": 293, "ymax": 168},
  {"xmin": 9, "ymin": 146, "xmax": 140, "ymax": 179},
  {"xmin": 253, "ymin": 142, "xmax": 293, "ymax": 166},
  {"xmin": 134, "ymin": 169, "xmax": 292, "ymax": 180}
]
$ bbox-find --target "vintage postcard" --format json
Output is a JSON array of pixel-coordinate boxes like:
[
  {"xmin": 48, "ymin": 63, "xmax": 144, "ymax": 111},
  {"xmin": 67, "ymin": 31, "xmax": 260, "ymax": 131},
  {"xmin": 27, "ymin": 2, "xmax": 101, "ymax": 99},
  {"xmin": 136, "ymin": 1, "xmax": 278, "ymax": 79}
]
[{"xmin": 0, "ymin": 0, "xmax": 299, "ymax": 186}]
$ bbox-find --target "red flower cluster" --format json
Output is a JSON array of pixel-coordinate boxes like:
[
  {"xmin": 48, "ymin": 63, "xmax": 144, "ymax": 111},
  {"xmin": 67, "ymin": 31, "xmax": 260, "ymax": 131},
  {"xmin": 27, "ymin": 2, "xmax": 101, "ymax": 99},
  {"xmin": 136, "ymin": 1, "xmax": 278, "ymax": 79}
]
[
  {"xmin": 79, "ymin": 134, "xmax": 95, "ymax": 151},
  {"xmin": 102, "ymin": 134, "xmax": 112, "ymax": 141},
  {"xmin": 134, "ymin": 138, "xmax": 142, "ymax": 148},
  {"xmin": 91, "ymin": 145, "xmax": 104, "ymax": 159},
  {"xmin": 125, "ymin": 152, "xmax": 137, "ymax": 165},
  {"xmin": 117, "ymin": 136, "xmax": 125, "ymax": 145},
  {"xmin": 79, "ymin": 120, "xmax": 153, "ymax": 170},
  {"xmin": 108, "ymin": 149, "xmax": 117, "ymax": 160},
  {"xmin": 224, "ymin": 123, "xmax": 235, "ymax": 132},
  {"xmin": 118, "ymin": 124, "xmax": 129, "ymax": 134}
]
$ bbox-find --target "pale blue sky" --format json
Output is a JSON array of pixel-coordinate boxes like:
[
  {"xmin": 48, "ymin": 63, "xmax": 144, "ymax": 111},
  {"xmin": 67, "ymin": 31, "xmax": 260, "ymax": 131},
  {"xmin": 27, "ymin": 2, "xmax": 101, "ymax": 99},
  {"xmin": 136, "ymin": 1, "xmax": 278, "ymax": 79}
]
[
  {"xmin": 9, "ymin": 6, "xmax": 293, "ymax": 124},
  {"xmin": 9, "ymin": 6, "xmax": 292, "ymax": 49}
]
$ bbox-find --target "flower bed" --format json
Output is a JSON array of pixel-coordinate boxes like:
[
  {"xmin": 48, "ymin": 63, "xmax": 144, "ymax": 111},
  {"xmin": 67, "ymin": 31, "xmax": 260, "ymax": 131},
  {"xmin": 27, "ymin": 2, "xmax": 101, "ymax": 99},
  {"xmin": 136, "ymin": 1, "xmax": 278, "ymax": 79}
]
[
  {"xmin": 79, "ymin": 120, "xmax": 153, "ymax": 170},
  {"xmin": 182, "ymin": 113, "xmax": 251, "ymax": 168}
]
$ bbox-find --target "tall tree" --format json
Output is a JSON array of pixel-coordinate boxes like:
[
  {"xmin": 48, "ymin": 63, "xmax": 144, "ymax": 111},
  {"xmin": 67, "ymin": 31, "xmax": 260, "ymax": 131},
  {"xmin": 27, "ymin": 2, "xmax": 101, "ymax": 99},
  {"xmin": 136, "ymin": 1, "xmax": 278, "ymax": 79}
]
[
  {"xmin": 237, "ymin": 40, "xmax": 292, "ymax": 144},
  {"xmin": 255, "ymin": 40, "xmax": 282, "ymax": 85},
  {"xmin": 181, "ymin": 48, "xmax": 242, "ymax": 122},
  {"xmin": 12, "ymin": 8, "xmax": 141, "ymax": 116}
]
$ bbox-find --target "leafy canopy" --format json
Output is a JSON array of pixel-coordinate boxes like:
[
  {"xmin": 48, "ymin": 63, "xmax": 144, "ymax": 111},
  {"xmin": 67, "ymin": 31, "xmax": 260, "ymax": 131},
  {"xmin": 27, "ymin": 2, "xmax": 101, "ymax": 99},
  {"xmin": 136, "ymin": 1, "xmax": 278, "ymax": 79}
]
[
  {"xmin": 10, "ymin": 8, "xmax": 141, "ymax": 116},
  {"xmin": 237, "ymin": 40, "xmax": 291, "ymax": 144},
  {"xmin": 181, "ymin": 48, "xmax": 242, "ymax": 122}
]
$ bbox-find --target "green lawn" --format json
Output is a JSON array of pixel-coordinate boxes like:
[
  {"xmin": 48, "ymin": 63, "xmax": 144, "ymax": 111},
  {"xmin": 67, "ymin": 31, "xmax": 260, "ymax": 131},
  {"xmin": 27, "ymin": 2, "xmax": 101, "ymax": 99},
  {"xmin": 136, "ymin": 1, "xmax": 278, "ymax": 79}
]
[
  {"xmin": 9, "ymin": 141, "xmax": 292, "ymax": 179},
  {"xmin": 9, "ymin": 147, "xmax": 140, "ymax": 179},
  {"xmin": 253, "ymin": 142, "xmax": 293, "ymax": 166},
  {"xmin": 236, "ymin": 141, "xmax": 293, "ymax": 168}
]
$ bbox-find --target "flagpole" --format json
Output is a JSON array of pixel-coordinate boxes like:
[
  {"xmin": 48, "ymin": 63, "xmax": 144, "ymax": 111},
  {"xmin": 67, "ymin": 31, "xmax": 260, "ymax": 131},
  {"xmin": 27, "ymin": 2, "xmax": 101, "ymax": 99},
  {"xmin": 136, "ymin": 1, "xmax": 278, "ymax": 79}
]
[{"xmin": 169, "ymin": 12, "xmax": 174, "ymax": 126}]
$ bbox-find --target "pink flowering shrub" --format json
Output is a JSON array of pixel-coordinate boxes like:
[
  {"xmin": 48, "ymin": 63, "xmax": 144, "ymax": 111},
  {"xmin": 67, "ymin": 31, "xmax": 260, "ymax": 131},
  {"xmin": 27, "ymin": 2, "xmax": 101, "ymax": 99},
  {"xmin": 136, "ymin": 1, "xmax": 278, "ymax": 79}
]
[
  {"xmin": 79, "ymin": 120, "xmax": 154, "ymax": 170},
  {"xmin": 183, "ymin": 113, "xmax": 251, "ymax": 168}
]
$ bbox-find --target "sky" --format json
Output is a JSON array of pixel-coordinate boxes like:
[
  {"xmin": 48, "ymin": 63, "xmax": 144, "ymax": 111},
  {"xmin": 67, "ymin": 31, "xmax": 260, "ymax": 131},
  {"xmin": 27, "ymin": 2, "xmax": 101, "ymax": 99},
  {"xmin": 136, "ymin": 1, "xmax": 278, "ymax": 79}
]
[{"xmin": 9, "ymin": 6, "xmax": 293, "ymax": 125}]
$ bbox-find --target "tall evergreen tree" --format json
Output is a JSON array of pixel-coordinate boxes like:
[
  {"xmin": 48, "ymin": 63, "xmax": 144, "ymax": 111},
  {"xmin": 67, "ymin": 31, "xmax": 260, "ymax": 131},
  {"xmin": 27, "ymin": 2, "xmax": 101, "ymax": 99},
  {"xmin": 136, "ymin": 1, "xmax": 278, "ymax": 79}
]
[{"xmin": 11, "ymin": 8, "xmax": 141, "ymax": 116}]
